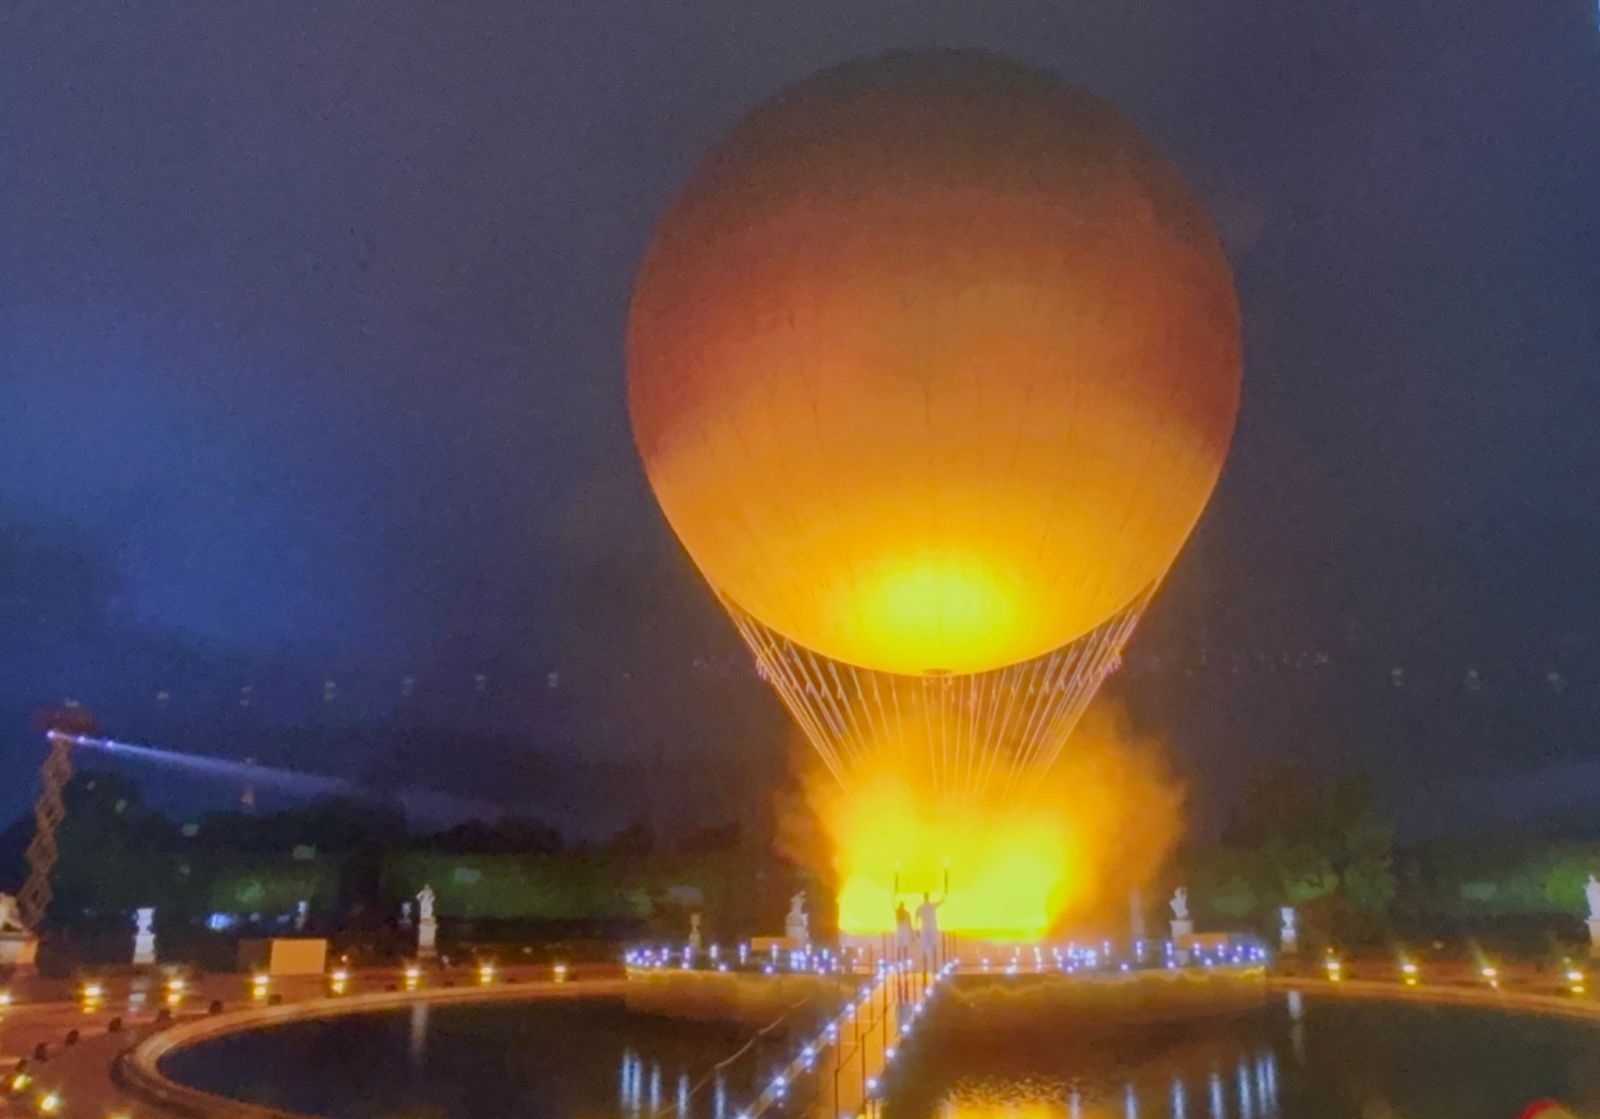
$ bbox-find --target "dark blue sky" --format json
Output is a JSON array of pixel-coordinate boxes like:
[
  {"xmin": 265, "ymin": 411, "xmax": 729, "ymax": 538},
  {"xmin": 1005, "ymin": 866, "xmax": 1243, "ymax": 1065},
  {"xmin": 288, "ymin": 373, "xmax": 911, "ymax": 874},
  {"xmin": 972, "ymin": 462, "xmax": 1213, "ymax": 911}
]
[{"xmin": 2, "ymin": 0, "xmax": 1597, "ymax": 835}]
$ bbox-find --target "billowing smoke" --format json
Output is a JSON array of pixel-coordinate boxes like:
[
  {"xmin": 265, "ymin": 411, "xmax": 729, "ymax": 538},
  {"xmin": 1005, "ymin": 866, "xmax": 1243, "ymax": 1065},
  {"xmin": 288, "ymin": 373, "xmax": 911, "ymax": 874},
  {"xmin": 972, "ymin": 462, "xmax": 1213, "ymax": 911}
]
[{"xmin": 780, "ymin": 699, "xmax": 1183, "ymax": 942}]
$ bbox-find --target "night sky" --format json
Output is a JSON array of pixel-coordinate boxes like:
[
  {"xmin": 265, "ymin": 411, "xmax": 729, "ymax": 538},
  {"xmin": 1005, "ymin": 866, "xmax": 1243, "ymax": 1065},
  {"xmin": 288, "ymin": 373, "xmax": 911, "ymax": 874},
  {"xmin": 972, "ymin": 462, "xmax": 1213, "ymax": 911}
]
[{"xmin": 3, "ymin": 1, "xmax": 1597, "ymax": 838}]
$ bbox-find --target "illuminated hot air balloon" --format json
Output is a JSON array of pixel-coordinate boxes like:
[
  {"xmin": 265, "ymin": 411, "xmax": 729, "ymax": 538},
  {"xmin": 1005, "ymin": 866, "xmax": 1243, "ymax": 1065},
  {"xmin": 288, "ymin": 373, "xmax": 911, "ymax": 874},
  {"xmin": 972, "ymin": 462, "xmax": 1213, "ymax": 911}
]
[{"xmin": 629, "ymin": 50, "xmax": 1240, "ymax": 801}]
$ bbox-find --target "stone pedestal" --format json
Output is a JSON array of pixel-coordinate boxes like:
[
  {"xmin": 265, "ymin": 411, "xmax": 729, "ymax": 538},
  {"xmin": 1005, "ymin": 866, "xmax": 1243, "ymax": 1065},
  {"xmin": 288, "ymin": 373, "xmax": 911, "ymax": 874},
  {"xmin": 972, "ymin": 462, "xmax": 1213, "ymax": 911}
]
[
  {"xmin": 0, "ymin": 931, "xmax": 39, "ymax": 971},
  {"xmin": 417, "ymin": 916, "xmax": 438, "ymax": 960},
  {"xmin": 1171, "ymin": 918, "xmax": 1194, "ymax": 965},
  {"xmin": 1587, "ymin": 917, "xmax": 1600, "ymax": 959}
]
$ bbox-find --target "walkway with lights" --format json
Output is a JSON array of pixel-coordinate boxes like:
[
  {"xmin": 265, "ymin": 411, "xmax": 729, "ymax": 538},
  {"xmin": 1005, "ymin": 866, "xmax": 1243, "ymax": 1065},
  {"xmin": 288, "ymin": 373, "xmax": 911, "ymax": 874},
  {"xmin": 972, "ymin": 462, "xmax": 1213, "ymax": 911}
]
[{"xmin": 718, "ymin": 961, "xmax": 954, "ymax": 1119}]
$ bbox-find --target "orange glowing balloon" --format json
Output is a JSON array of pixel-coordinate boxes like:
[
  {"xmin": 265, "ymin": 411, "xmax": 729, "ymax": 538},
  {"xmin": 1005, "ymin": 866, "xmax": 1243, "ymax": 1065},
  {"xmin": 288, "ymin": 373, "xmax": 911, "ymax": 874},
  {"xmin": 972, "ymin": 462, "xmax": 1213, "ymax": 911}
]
[{"xmin": 628, "ymin": 51, "xmax": 1240, "ymax": 676}]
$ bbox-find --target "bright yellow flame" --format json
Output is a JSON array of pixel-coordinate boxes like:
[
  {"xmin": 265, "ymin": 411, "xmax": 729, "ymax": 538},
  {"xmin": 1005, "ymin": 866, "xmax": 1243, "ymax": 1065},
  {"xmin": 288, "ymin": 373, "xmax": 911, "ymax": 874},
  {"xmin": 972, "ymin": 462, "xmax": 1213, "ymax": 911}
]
[
  {"xmin": 937, "ymin": 1108, "xmax": 1073, "ymax": 1119},
  {"xmin": 832, "ymin": 555, "xmax": 1023, "ymax": 675},
  {"xmin": 830, "ymin": 769, "xmax": 1074, "ymax": 939},
  {"xmin": 797, "ymin": 701, "xmax": 1182, "ymax": 940}
]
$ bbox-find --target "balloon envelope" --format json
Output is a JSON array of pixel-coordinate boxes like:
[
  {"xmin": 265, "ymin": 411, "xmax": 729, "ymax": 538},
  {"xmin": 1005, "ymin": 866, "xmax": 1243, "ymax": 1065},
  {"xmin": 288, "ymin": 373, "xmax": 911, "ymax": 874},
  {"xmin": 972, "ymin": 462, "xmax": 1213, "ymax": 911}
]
[{"xmin": 629, "ymin": 51, "xmax": 1240, "ymax": 676}]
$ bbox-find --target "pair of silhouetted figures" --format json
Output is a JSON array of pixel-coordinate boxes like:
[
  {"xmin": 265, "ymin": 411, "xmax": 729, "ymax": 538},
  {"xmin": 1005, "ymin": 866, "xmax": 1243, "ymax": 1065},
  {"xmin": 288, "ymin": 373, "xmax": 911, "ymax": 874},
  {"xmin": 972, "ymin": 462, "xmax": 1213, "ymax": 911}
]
[{"xmin": 894, "ymin": 889, "xmax": 944, "ymax": 962}]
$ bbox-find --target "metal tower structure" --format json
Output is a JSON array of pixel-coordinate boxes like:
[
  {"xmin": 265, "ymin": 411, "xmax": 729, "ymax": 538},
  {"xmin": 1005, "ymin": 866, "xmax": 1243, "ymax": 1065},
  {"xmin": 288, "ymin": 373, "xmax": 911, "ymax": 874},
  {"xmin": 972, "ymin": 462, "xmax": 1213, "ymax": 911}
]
[{"xmin": 18, "ymin": 731, "xmax": 75, "ymax": 929}]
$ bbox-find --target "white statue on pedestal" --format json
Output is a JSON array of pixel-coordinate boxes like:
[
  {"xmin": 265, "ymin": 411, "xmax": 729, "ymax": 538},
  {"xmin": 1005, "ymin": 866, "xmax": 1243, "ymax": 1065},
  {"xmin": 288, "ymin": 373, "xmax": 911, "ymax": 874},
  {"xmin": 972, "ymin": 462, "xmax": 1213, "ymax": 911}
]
[
  {"xmin": 0, "ymin": 893, "xmax": 25, "ymax": 933},
  {"xmin": 400, "ymin": 901, "xmax": 413, "ymax": 929},
  {"xmin": 294, "ymin": 899, "xmax": 309, "ymax": 932},
  {"xmin": 785, "ymin": 892, "xmax": 809, "ymax": 945},
  {"xmin": 1279, "ymin": 905, "xmax": 1298, "ymax": 954},
  {"xmin": 1169, "ymin": 886, "xmax": 1194, "ymax": 961},
  {"xmin": 133, "ymin": 907, "xmax": 157, "ymax": 965},
  {"xmin": 416, "ymin": 884, "xmax": 438, "ymax": 959}
]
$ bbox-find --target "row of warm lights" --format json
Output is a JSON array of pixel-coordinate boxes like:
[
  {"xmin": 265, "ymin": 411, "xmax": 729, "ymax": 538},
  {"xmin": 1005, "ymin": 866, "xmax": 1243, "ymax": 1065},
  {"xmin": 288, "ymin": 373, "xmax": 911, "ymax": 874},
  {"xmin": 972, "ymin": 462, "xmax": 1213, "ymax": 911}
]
[
  {"xmin": 75, "ymin": 961, "xmax": 564, "ymax": 1001},
  {"xmin": 1324, "ymin": 955, "xmax": 1589, "ymax": 996},
  {"xmin": 3, "ymin": 1068, "xmax": 61, "ymax": 1116},
  {"xmin": 77, "ymin": 974, "xmax": 189, "ymax": 999}
]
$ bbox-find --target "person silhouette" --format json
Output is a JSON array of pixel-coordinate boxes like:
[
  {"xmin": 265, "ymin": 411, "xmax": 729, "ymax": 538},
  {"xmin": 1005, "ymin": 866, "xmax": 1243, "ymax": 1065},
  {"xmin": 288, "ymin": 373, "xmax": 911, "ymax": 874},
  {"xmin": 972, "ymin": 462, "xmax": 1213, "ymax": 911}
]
[
  {"xmin": 917, "ymin": 890, "xmax": 944, "ymax": 965},
  {"xmin": 894, "ymin": 900, "xmax": 913, "ymax": 960}
]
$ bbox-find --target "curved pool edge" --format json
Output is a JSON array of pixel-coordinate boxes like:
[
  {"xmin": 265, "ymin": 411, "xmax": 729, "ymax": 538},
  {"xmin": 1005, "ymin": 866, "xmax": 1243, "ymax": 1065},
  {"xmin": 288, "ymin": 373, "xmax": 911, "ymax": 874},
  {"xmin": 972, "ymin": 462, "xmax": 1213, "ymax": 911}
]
[
  {"xmin": 110, "ymin": 975, "xmax": 1600, "ymax": 1118},
  {"xmin": 1267, "ymin": 975, "xmax": 1600, "ymax": 1025},
  {"xmin": 116, "ymin": 978, "xmax": 628, "ymax": 1118}
]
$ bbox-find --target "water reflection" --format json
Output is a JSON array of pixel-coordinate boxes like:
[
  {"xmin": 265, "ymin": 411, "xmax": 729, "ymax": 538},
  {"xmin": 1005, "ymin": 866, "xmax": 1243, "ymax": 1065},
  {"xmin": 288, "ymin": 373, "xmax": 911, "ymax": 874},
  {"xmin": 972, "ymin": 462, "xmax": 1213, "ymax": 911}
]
[
  {"xmin": 927, "ymin": 1051, "xmax": 1281, "ymax": 1119},
  {"xmin": 620, "ymin": 1049, "xmax": 641, "ymax": 1111},
  {"xmin": 1285, "ymin": 992, "xmax": 1305, "ymax": 1066},
  {"xmin": 408, "ymin": 1001, "xmax": 429, "ymax": 1066},
  {"xmin": 619, "ymin": 1048, "xmax": 736, "ymax": 1118},
  {"xmin": 160, "ymin": 995, "xmax": 1600, "ymax": 1119}
]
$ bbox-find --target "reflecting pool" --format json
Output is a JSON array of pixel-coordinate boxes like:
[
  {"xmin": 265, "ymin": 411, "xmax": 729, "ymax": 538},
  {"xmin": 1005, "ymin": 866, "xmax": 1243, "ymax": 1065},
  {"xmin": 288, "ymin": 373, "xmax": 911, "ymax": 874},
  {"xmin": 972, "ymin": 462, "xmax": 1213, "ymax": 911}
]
[{"xmin": 161, "ymin": 993, "xmax": 1600, "ymax": 1119}]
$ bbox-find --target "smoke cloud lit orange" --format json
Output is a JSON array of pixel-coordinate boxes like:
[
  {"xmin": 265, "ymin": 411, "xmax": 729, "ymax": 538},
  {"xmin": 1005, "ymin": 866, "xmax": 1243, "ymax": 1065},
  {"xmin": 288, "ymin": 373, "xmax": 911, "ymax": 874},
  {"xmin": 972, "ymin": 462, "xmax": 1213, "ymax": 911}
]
[{"xmin": 788, "ymin": 701, "xmax": 1183, "ymax": 942}]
